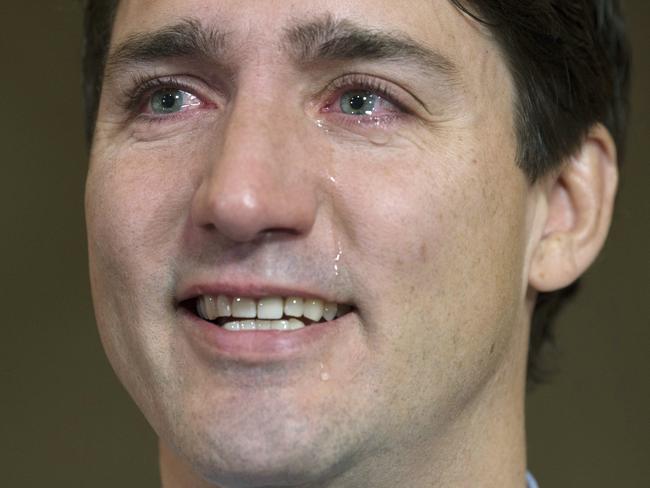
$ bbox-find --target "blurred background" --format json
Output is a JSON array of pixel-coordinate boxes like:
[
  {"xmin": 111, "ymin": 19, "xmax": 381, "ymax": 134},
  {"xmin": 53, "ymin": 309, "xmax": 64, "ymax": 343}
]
[{"xmin": 0, "ymin": 1, "xmax": 647, "ymax": 486}]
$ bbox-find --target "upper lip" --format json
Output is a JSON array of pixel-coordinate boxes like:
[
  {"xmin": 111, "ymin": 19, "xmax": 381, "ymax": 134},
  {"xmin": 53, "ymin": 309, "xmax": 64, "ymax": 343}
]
[{"xmin": 176, "ymin": 279, "xmax": 348, "ymax": 305}]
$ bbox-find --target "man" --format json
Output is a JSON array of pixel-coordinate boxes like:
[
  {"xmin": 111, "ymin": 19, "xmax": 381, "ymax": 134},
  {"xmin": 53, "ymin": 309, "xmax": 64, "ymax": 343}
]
[{"xmin": 83, "ymin": 0, "xmax": 629, "ymax": 486}]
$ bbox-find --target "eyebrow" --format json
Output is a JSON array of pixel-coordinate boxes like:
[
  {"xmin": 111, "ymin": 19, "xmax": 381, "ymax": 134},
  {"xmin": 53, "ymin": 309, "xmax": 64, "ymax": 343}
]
[
  {"xmin": 104, "ymin": 19, "xmax": 229, "ymax": 78},
  {"xmin": 284, "ymin": 15, "xmax": 460, "ymax": 81},
  {"xmin": 104, "ymin": 15, "xmax": 460, "ymax": 85}
]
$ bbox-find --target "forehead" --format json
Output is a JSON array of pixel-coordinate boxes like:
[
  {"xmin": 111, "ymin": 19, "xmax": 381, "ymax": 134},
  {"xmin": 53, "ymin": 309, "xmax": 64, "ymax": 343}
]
[
  {"xmin": 115, "ymin": 0, "xmax": 454, "ymax": 34},
  {"xmin": 111, "ymin": 0, "xmax": 500, "ymax": 73}
]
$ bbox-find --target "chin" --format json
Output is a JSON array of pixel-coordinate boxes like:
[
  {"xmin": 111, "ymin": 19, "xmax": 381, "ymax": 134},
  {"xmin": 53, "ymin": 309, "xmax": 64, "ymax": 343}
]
[
  {"xmin": 158, "ymin": 395, "xmax": 363, "ymax": 488},
  {"xmin": 174, "ymin": 431, "xmax": 350, "ymax": 488},
  {"xmin": 197, "ymin": 459, "xmax": 333, "ymax": 488}
]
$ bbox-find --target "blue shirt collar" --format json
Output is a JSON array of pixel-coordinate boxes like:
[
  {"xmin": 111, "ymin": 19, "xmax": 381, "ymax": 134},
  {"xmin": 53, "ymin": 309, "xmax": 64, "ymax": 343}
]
[{"xmin": 526, "ymin": 471, "xmax": 539, "ymax": 488}]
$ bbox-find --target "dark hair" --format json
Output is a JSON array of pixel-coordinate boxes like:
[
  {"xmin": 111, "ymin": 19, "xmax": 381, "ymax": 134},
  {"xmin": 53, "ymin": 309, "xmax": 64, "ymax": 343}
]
[
  {"xmin": 82, "ymin": 0, "xmax": 118, "ymax": 143},
  {"xmin": 81, "ymin": 0, "xmax": 630, "ymax": 383}
]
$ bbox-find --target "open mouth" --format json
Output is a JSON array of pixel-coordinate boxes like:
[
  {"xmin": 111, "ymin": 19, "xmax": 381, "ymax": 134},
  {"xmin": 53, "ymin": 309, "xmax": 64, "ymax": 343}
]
[{"xmin": 182, "ymin": 295, "xmax": 354, "ymax": 331}]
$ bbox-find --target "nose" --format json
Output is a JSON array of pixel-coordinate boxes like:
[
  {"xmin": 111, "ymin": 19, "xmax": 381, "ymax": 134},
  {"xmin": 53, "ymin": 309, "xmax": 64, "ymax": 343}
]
[{"xmin": 191, "ymin": 100, "xmax": 319, "ymax": 243}]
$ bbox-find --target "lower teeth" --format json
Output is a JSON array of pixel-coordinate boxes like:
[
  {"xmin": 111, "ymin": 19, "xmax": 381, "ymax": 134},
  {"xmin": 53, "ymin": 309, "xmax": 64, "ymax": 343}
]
[{"xmin": 223, "ymin": 318, "xmax": 306, "ymax": 331}]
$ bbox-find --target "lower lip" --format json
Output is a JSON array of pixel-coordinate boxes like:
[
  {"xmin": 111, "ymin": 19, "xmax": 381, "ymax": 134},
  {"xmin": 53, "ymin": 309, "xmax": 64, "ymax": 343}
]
[{"xmin": 180, "ymin": 309, "xmax": 354, "ymax": 363}]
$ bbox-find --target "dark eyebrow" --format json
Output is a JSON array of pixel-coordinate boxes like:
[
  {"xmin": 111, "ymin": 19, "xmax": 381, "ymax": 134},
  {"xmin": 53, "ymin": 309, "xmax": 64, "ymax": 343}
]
[
  {"xmin": 104, "ymin": 15, "xmax": 460, "ymax": 88},
  {"xmin": 104, "ymin": 18, "xmax": 229, "ymax": 78},
  {"xmin": 284, "ymin": 15, "xmax": 460, "ymax": 81}
]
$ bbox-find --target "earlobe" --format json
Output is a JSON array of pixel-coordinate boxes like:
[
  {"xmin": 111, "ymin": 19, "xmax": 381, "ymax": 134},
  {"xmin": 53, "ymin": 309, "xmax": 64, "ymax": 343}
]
[{"xmin": 529, "ymin": 124, "xmax": 619, "ymax": 292}]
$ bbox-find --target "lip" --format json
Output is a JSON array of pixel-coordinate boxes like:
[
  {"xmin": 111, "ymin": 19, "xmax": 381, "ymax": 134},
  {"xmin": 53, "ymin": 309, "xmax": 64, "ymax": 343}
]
[
  {"xmin": 175, "ymin": 279, "xmax": 356, "ymax": 363},
  {"xmin": 179, "ymin": 307, "xmax": 356, "ymax": 363}
]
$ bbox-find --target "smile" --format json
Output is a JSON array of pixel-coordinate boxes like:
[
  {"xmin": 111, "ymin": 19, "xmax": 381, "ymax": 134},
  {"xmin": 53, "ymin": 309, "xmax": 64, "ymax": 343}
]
[{"xmin": 194, "ymin": 295, "xmax": 353, "ymax": 331}]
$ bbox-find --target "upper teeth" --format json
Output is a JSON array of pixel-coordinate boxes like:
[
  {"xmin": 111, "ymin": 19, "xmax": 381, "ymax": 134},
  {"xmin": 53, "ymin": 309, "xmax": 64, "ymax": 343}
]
[{"xmin": 196, "ymin": 295, "xmax": 349, "ymax": 323}]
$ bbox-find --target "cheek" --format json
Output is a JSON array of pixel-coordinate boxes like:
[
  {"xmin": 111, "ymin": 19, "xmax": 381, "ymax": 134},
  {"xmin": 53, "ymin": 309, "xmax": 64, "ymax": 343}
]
[
  {"xmin": 314, "ymin": 142, "xmax": 528, "ymax": 444},
  {"xmin": 334, "ymin": 136, "xmax": 526, "ymax": 293},
  {"xmin": 85, "ymin": 142, "xmax": 198, "ymax": 350},
  {"xmin": 86, "ymin": 143, "xmax": 200, "ymax": 287},
  {"xmin": 332, "ymin": 133, "xmax": 529, "ymax": 383},
  {"xmin": 85, "ymin": 142, "xmax": 203, "ymax": 420}
]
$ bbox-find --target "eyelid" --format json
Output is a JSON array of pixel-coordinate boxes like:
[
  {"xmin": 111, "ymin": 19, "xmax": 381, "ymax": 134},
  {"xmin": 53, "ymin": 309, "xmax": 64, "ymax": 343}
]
[
  {"xmin": 120, "ymin": 74, "xmax": 213, "ymax": 116},
  {"xmin": 320, "ymin": 73, "xmax": 417, "ymax": 116}
]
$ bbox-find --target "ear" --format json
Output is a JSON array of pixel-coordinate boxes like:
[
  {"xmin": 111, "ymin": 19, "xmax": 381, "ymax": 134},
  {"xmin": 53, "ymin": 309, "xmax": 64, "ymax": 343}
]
[{"xmin": 529, "ymin": 124, "xmax": 619, "ymax": 292}]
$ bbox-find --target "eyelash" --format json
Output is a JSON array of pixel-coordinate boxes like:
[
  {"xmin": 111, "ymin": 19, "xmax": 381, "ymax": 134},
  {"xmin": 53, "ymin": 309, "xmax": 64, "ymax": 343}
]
[
  {"xmin": 120, "ymin": 74, "xmax": 202, "ymax": 116},
  {"xmin": 120, "ymin": 73, "xmax": 411, "ymax": 124},
  {"xmin": 323, "ymin": 74, "xmax": 409, "ymax": 115}
]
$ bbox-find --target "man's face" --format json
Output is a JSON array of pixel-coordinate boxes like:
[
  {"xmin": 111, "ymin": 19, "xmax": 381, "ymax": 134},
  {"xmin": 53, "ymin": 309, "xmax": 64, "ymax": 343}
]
[{"xmin": 86, "ymin": 0, "xmax": 537, "ymax": 485}]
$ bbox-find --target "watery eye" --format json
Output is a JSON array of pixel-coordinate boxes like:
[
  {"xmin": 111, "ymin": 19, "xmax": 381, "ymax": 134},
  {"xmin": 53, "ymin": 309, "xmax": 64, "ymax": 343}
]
[
  {"xmin": 150, "ymin": 89, "xmax": 197, "ymax": 114},
  {"xmin": 340, "ymin": 90, "xmax": 380, "ymax": 115}
]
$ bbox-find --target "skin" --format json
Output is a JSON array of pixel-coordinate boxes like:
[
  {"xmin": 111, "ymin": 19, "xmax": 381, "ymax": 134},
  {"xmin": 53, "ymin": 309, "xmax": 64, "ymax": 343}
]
[{"xmin": 85, "ymin": 0, "xmax": 618, "ymax": 486}]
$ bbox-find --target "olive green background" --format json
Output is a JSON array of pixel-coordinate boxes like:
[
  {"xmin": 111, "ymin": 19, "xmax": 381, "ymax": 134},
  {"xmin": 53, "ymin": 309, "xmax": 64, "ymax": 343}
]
[{"xmin": 1, "ymin": 1, "xmax": 647, "ymax": 486}]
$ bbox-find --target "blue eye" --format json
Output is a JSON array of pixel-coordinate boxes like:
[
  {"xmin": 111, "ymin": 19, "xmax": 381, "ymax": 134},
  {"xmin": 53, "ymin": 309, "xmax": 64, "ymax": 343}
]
[
  {"xmin": 150, "ymin": 89, "xmax": 188, "ymax": 114},
  {"xmin": 340, "ymin": 90, "xmax": 379, "ymax": 115}
]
